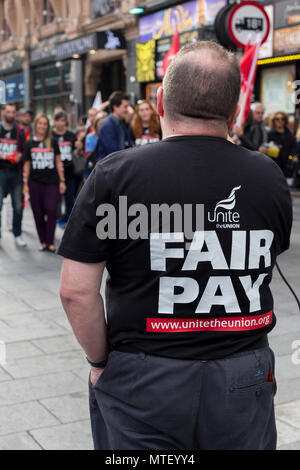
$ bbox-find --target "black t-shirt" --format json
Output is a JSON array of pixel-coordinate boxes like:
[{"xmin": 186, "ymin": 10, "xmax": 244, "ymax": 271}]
[
  {"xmin": 52, "ymin": 130, "xmax": 76, "ymax": 178},
  {"xmin": 0, "ymin": 123, "xmax": 25, "ymax": 171},
  {"xmin": 23, "ymin": 138, "xmax": 60, "ymax": 186},
  {"xmin": 58, "ymin": 136, "xmax": 292, "ymax": 360}
]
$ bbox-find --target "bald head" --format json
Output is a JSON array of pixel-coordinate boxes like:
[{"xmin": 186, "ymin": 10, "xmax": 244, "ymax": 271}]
[{"xmin": 162, "ymin": 41, "xmax": 241, "ymax": 126}]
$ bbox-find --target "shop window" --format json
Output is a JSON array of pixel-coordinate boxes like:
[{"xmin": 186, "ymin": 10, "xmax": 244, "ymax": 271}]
[
  {"xmin": 44, "ymin": 66, "xmax": 61, "ymax": 95},
  {"xmin": 32, "ymin": 61, "xmax": 75, "ymax": 128},
  {"xmin": 63, "ymin": 62, "xmax": 73, "ymax": 92},
  {"xmin": 35, "ymin": 99, "xmax": 44, "ymax": 116},
  {"xmin": 33, "ymin": 70, "xmax": 44, "ymax": 97}
]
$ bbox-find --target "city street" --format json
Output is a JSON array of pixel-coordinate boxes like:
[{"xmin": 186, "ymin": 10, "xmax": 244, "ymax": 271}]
[{"xmin": 0, "ymin": 194, "xmax": 299, "ymax": 450}]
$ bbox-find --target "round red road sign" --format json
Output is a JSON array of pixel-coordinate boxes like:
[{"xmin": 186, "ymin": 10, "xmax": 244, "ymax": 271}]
[{"xmin": 228, "ymin": 1, "xmax": 270, "ymax": 49}]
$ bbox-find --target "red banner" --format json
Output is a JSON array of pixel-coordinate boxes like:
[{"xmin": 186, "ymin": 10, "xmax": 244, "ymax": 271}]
[
  {"xmin": 162, "ymin": 28, "xmax": 180, "ymax": 77},
  {"xmin": 239, "ymin": 41, "xmax": 260, "ymax": 123}
]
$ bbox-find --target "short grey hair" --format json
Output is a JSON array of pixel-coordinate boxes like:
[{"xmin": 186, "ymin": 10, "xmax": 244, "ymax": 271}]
[
  {"xmin": 251, "ymin": 102, "xmax": 264, "ymax": 112},
  {"xmin": 163, "ymin": 41, "xmax": 241, "ymax": 123}
]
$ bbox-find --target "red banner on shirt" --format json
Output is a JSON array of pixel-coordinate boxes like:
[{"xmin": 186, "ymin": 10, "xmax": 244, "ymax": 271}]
[{"xmin": 146, "ymin": 311, "xmax": 272, "ymax": 333}]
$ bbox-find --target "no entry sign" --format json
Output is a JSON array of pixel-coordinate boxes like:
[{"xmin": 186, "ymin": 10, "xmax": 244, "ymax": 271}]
[{"xmin": 228, "ymin": 1, "xmax": 270, "ymax": 48}]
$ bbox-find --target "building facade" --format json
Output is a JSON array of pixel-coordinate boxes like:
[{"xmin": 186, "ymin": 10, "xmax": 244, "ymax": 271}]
[
  {"xmin": 0, "ymin": 0, "xmax": 137, "ymax": 127},
  {"xmin": 0, "ymin": 0, "xmax": 300, "ymax": 129}
]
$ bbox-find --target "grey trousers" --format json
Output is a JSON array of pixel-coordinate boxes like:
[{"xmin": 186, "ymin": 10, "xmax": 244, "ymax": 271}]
[{"xmin": 88, "ymin": 347, "xmax": 277, "ymax": 450}]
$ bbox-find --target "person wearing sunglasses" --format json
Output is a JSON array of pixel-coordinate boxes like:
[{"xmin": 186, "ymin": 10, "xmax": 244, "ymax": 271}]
[{"xmin": 267, "ymin": 112, "xmax": 297, "ymax": 177}]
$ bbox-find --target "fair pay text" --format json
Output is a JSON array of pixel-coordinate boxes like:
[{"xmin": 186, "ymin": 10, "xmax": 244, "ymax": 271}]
[{"xmin": 150, "ymin": 230, "xmax": 273, "ymax": 314}]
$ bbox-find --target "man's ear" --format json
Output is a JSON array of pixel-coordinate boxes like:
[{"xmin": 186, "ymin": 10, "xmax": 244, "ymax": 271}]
[
  {"xmin": 157, "ymin": 87, "xmax": 164, "ymax": 117},
  {"xmin": 228, "ymin": 105, "xmax": 240, "ymax": 132}
]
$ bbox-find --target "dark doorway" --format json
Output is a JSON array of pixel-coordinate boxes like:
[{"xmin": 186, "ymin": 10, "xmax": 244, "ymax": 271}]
[{"xmin": 99, "ymin": 60, "xmax": 126, "ymax": 101}]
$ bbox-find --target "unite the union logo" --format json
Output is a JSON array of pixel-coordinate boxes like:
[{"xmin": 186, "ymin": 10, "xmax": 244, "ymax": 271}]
[{"xmin": 208, "ymin": 185, "xmax": 241, "ymax": 228}]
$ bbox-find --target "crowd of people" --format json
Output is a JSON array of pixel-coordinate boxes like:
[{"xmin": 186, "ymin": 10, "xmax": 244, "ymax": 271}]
[
  {"xmin": 231, "ymin": 102, "xmax": 299, "ymax": 182},
  {"xmin": 0, "ymin": 92, "xmax": 162, "ymax": 252}
]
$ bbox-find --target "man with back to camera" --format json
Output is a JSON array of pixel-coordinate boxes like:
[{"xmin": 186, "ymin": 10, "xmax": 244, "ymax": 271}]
[{"xmin": 58, "ymin": 41, "xmax": 292, "ymax": 450}]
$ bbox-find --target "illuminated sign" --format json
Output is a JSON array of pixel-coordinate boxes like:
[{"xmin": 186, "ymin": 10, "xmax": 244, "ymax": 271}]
[
  {"xmin": 136, "ymin": 40, "xmax": 156, "ymax": 83},
  {"xmin": 138, "ymin": 0, "xmax": 225, "ymax": 42}
]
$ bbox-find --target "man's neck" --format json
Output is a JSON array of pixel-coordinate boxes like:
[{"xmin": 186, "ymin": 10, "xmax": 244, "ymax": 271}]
[
  {"xmin": 161, "ymin": 124, "xmax": 228, "ymax": 140},
  {"xmin": 112, "ymin": 112, "xmax": 121, "ymax": 121},
  {"xmin": 54, "ymin": 127, "xmax": 66, "ymax": 135},
  {"xmin": 160, "ymin": 116, "xmax": 230, "ymax": 140}
]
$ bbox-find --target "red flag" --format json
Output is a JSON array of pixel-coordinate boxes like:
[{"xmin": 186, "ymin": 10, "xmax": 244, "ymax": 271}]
[
  {"xmin": 239, "ymin": 42, "xmax": 260, "ymax": 123},
  {"xmin": 240, "ymin": 43, "xmax": 257, "ymax": 86},
  {"xmin": 162, "ymin": 28, "xmax": 180, "ymax": 76},
  {"xmin": 244, "ymin": 39, "xmax": 251, "ymax": 55}
]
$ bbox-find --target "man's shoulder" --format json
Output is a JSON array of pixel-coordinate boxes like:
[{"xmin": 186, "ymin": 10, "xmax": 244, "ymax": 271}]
[
  {"xmin": 100, "ymin": 115, "xmax": 116, "ymax": 130},
  {"xmin": 24, "ymin": 139, "xmax": 33, "ymax": 149},
  {"xmin": 102, "ymin": 139, "xmax": 165, "ymax": 161},
  {"xmin": 95, "ymin": 141, "xmax": 164, "ymax": 175},
  {"xmin": 65, "ymin": 130, "xmax": 76, "ymax": 140},
  {"xmin": 267, "ymin": 127, "xmax": 276, "ymax": 137},
  {"xmin": 241, "ymin": 148, "xmax": 291, "ymax": 199},
  {"xmin": 247, "ymin": 121, "xmax": 263, "ymax": 133},
  {"xmin": 240, "ymin": 145, "xmax": 281, "ymax": 170},
  {"xmin": 51, "ymin": 135, "xmax": 60, "ymax": 146},
  {"xmin": 86, "ymin": 132, "xmax": 96, "ymax": 142}
]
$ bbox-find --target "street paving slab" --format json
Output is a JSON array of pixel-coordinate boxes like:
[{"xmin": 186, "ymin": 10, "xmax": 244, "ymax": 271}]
[{"xmin": 0, "ymin": 195, "xmax": 299, "ymax": 450}]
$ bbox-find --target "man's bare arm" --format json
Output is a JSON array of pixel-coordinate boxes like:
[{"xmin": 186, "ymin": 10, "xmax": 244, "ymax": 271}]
[{"xmin": 60, "ymin": 259, "xmax": 108, "ymax": 363}]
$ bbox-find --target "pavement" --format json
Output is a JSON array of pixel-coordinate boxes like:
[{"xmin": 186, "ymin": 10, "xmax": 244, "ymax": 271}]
[{"xmin": 0, "ymin": 194, "xmax": 299, "ymax": 450}]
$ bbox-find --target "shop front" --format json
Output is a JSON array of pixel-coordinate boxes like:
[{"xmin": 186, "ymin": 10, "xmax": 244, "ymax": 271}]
[
  {"xmin": 133, "ymin": 0, "xmax": 226, "ymax": 101},
  {"xmin": 30, "ymin": 31, "xmax": 127, "ymax": 125},
  {"xmin": 0, "ymin": 50, "xmax": 25, "ymax": 108},
  {"xmin": 257, "ymin": 1, "xmax": 300, "ymax": 129},
  {"xmin": 83, "ymin": 29, "xmax": 127, "ymax": 109},
  {"xmin": 31, "ymin": 60, "xmax": 82, "ymax": 128},
  {"xmin": 5, "ymin": 74, "xmax": 25, "ymax": 107},
  {"xmin": 30, "ymin": 34, "xmax": 92, "ymax": 129}
]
